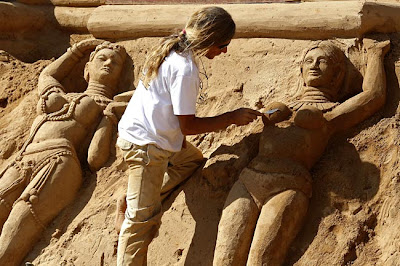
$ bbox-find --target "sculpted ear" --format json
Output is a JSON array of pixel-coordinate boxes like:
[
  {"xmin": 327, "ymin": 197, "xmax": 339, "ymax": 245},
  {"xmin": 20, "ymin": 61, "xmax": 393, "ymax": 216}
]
[{"xmin": 84, "ymin": 62, "xmax": 90, "ymax": 82}]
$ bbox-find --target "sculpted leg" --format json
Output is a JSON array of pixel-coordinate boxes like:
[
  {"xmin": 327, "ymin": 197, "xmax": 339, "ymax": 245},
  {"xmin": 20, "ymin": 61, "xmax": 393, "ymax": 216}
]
[
  {"xmin": 213, "ymin": 180, "xmax": 259, "ymax": 266},
  {"xmin": 247, "ymin": 189, "xmax": 309, "ymax": 266},
  {"xmin": 0, "ymin": 155, "xmax": 82, "ymax": 266},
  {"xmin": 0, "ymin": 201, "xmax": 43, "ymax": 266},
  {"xmin": 0, "ymin": 165, "xmax": 28, "ymax": 232}
]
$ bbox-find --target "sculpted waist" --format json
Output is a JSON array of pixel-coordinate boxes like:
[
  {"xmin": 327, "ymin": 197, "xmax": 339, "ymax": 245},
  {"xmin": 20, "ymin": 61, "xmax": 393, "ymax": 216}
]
[
  {"xmin": 24, "ymin": 138, "xmax": 75, "ymax": 155},
  {"xmin": 248, "ymin": 156, "xmax": 311, "ymax": 182}
]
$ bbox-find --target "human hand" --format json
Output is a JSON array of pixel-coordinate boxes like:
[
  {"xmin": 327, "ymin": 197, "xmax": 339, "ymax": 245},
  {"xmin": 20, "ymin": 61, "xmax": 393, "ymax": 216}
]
[{"xmin": 230, "ymin": 108, "xmax": 263, "ymax": 126}]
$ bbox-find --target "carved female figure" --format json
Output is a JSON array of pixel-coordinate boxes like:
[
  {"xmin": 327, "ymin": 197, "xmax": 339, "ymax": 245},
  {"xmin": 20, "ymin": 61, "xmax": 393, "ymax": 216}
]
[
  {"xmin": 213, "ymin": 39, "xmax": 390, "ymax": 265},
  {"xmin": 0, "ymin": 40, "xmax": 127, "ymax": 265}
]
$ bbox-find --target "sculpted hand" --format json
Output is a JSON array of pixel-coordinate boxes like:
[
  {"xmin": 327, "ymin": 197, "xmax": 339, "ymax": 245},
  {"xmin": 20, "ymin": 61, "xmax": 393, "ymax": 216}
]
[
  {"xmin": 104, "ymin": 101, "xmax": 129, "ymax": 123},
  {"xmin": 231, "ymin": 108, "xmax": 263, "ymax": 126},
  {"xmin": 67, "ymin": 39, "xmax": 104, "ymax": 61},
  {"xmin": 113, "ymin": 90, "xmax": 134, "ymax": 103},
  {"xmin": 363, "ymin": 38, "xmax": 391, "ymax": 56},
  {"xmin": 103, "ymin": 91, "xmax": 133, "ymax": 125},
  {"xmin": 75, "ymin": 39, "xmax": 104, "ymax": 53}
]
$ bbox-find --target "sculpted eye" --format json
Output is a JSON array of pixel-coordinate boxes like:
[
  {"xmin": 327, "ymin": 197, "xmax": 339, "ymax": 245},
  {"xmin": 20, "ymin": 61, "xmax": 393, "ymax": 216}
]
[
  {"xmin": 319, "ymin": 59, "xmax": 328, "ymax": 64},
  {"xmin": 305, "ymin": 58, "xmax": 313, "ymax": 64}
]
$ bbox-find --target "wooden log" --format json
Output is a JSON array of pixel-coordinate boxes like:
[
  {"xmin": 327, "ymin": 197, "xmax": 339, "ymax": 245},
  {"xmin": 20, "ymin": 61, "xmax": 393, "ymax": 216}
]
[
  {"xmin": 17, "ymin": 0, "xmax": 51, "ymax": 5},
  {"xmin": 0, "ymin": 2, "xmax": 46, "ymax": 33},
  {"xmin": 50, "ymin": 0, "xmax": 104, "ymax": 7},
  {"xmin": 54, "ymin": 7, "xmax": 96, "ymax": 32},
  {"xmin": 17, "ymin": 0, "xmax": 102, "ymax": 6},
  {"xmin": 87, "ymin": 2, "xmax": 364, "ymax": 39},
  {"xmin": 86, "ymin": 2, "xmax": 400, "ymax": 39},
  {"xmin": 104, "ymin": 0, "xmax": 296, "ymax": 4},
  {"xmin": 361, "ymin": 2, "xmax": 400, "ymax": 33}
]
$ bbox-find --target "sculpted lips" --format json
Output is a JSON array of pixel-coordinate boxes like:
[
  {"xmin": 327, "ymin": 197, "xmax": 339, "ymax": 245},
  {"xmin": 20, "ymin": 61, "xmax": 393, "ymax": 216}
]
[
  {"xmin": 308, "ymin": 70, "xmax": 321, "ymax": 76},
  {"xmin": 101, "ymin": 67, "xmax": 111, "ymax": 73}
]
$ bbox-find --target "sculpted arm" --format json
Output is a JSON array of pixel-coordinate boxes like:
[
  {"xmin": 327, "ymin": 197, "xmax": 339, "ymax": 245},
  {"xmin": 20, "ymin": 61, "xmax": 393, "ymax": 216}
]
[
  {"xmin": 87, "ymin": 98, "xmax": 130, "ymax": 171},
  {"xmin": 87, "ymin": 115, "xmax": 114, "ymax": 171},
  {"xmin": 325, "ymin": 39, "xmax": 390, "ymax": 132}
]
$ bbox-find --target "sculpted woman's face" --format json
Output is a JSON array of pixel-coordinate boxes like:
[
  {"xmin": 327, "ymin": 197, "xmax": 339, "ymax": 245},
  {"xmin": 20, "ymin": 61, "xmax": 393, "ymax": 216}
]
[
  {"xmin": 302, "ymin": 48, "xmax": 336, "ymax": 88},
  {"xmin": 87, "ymin": 48, "xmax": 124, "ymax": 86}
]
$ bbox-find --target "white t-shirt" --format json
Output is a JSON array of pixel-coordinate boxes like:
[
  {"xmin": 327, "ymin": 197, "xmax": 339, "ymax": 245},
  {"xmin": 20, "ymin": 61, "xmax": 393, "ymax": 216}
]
[{"xmin": 118, "ymin": 50, "xmax": 199, "ymax": 152}]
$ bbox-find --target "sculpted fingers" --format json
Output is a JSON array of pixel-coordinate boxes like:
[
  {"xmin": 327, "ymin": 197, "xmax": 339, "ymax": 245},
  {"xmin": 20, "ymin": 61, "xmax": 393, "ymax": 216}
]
[
  {"xmin": 113, "ymin": 90, "xmax": 134, "ymax": 102},
  {"xmin": 76, "ymin": 39, "xmax": 104, "ymax": 52},
  {"xmin": 379, "ymin": 40, "xmax": 391, "ymax": 55},
  {"xmin": 363, "ymin": 38, "xmax": 391, "ymax": 56}
]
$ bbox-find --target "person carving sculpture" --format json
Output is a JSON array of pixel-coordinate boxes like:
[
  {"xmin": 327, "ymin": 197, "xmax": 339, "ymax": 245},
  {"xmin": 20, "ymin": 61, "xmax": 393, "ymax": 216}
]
[
  {"xmin": 116, "ymin": 6, "xmax": 262, "ymax": 266},
  {"xmin": 213, "ymin": 39, "xmax": 390, "ymax": 265},
  {"xmin": 0, "ymin": 39, "xmax": 128, "ymax": 265}
]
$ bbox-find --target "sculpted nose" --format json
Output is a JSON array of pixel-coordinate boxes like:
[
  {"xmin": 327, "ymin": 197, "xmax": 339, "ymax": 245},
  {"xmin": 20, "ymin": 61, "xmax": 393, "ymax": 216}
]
[{"xmin": 310, "ymin": 60, "xmax": 319, "ymax": 69}]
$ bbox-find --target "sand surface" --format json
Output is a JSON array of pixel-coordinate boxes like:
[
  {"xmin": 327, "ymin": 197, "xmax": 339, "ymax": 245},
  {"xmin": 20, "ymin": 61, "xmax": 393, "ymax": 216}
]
[{"xmin": 1, "ymin": 31, "xmax": 400, "ymax": 265}]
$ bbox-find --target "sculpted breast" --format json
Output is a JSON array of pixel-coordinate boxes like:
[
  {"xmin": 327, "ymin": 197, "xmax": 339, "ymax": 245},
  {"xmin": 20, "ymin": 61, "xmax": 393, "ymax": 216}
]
[
  {"xmin": 264, "ymin": 102, "xmax": 292, "ymax": 124},
  {"xmin": 293, "ymin": 105, "xmax": 326, "ymax": 129},
  {"xmin": 72, "ymin": 95, "xmax": 103, "ymax": 127},
  {"xmin": 37, "ymin": 90, "xmax": 68, "ymax": 115}
]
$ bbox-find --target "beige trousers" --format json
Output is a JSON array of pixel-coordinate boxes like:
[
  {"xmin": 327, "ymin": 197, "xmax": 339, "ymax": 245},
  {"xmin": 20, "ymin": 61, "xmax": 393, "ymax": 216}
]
[{"xmin": 116, "ymin": 137, "xmax": 204, "ymax": 266}]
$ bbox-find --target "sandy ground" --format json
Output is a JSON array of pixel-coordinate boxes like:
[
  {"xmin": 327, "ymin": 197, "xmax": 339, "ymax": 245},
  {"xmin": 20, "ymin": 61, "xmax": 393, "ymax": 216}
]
[{"xmin": 1, "ymin": 33, "xmax": 400, "ymax": 265}]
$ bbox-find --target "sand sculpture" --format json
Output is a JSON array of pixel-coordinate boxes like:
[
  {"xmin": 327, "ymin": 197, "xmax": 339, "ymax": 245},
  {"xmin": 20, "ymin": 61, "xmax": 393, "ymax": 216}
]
[
  {"xmin": 213, "ymin": 38, "xmax": 390, "ymax": 265},
  {"xmin": 0, "ymin": 39, "xmax": 128, "ymax": 265}
]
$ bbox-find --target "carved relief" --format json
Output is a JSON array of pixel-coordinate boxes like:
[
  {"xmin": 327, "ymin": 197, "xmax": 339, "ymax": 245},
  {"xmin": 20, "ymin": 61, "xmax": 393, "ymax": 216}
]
[
  {"xmin": 213, "ymin": 39, "xmax": 390, "ymax": 266},
  {"xmin": 0, "ymin": 39, "xmax": 130, "ymax": 266}
]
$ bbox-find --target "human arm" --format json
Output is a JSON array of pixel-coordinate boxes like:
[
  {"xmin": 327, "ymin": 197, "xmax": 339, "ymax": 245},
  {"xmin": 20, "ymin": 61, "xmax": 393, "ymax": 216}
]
[
  {"xmin": 325, "ymin": 39, "xmax": 390, "ymax": 132},
  {"xmin": 177, "ymin": 107, "xmax": 262, "ymax": 135},
  {"xmin": 37, "ymin": 39, "xmax": 103, "ymax": 96}
]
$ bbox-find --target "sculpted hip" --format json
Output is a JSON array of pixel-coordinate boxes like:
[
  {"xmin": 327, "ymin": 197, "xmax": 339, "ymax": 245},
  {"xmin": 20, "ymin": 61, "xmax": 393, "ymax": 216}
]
[
  {"xmin": 239, "ymin": 167, "xmax": 312, "ymax": 208},
  {"xmin": 0, "ymin": 138, "xmax": 81, "ymax": 206}
]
